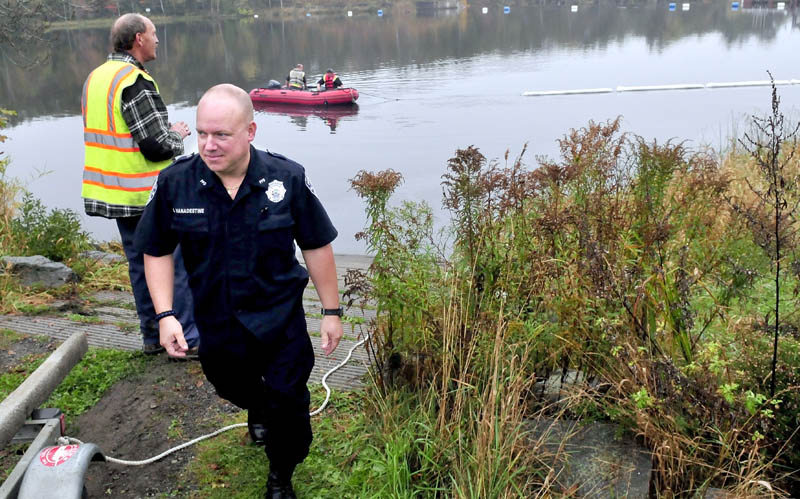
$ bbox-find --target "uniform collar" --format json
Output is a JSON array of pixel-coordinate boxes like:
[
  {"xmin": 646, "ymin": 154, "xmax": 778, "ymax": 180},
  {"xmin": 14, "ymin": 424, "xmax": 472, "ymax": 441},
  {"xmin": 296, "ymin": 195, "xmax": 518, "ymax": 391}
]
[
  {"xmin": 195, "ymin": 146, "xmax": 272, "ymax": 194},
  {"xmin": 242, "ymin": 146, "xmax": 273, "ymax": 192}
]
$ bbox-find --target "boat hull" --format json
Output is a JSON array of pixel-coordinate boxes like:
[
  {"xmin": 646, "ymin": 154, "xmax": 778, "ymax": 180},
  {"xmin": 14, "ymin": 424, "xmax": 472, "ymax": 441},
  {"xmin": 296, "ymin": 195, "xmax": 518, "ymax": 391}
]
[
  {"xmin": 253, "ymin": 102, "xmax": 359, "ymax": 119},
  {"xmin": 249, "ymin": 87, "xmax": 359, "ymax": 106}
]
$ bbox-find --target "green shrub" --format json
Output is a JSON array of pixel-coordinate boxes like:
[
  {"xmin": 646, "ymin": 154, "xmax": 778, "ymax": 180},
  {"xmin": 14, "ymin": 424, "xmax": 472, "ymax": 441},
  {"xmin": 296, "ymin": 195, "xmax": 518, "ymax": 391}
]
[
  {"xmin": 350, "ymin": 133, "xmax": 796, "ymax": 494},
  {"xmin": 9, "ymin": 193, "xmax": 91, "ymax": 262},
  {"xmin": 0, "ymin": 108, "xmax": 23, "ymax": 254}
]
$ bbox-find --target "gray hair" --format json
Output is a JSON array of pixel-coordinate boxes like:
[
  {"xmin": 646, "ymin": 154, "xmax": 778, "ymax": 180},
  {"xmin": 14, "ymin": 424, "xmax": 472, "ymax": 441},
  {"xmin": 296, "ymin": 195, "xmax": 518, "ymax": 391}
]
[{"xmin": 110, "ymin": 14, "xmax": 148, "ymax": 52}]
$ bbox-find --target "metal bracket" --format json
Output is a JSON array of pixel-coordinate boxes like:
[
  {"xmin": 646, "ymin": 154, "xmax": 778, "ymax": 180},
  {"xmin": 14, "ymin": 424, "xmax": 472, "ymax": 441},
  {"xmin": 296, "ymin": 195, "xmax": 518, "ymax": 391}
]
[{"xmin": 0, "ymin": 417, "xmax": 63, "ymax": 499}]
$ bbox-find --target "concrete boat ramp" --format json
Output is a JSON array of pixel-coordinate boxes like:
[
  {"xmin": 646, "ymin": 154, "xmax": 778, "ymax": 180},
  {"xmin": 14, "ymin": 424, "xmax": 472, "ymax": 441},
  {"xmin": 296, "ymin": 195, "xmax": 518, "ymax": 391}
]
[{"xmin": 0, "ymin": 254, "xmax": 375, "ymax": 391}]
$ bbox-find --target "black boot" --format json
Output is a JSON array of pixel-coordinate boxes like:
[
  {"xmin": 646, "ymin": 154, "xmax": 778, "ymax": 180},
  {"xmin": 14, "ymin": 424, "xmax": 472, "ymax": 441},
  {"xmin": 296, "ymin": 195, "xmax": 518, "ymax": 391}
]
[
  {"xmin": 265, "ymin": 471, "xmax": 296, "ymax": 499},
  {"xmin": 248, "ymin": 408, "xmax": 267, "ymax": 446}
]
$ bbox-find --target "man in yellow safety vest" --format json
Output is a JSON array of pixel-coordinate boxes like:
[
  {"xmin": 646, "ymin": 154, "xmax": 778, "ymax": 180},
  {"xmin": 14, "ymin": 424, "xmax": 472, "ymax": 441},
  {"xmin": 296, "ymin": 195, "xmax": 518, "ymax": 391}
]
[
  {"xmin": 286, "ymin": 63, "xmax": 307, "ymax": 90},
  {"xmin": 81, "ymin": 13, "xmax": 200, "ymax": 359}
]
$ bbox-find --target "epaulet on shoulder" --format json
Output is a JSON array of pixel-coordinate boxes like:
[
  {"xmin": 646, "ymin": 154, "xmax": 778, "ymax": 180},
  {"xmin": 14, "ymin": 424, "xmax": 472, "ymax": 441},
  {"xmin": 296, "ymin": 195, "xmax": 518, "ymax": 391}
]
[
  {"xmin": 266, "ymin": 150, "xmax": 288, "ymax": 161},
  {"xmin": 266, "ymin": 150, "xmax": 304, "ymax": 171}
]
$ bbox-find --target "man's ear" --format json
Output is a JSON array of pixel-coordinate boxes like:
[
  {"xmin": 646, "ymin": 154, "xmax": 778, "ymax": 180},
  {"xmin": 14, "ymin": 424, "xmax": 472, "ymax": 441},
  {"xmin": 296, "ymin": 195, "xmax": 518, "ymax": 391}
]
[{"xmin": 247, "ymin": 122, "xmax": 257, "ymax": 141}]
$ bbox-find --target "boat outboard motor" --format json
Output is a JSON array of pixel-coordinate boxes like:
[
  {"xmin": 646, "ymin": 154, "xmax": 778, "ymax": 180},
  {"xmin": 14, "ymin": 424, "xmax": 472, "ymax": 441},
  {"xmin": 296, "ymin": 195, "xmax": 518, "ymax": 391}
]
[{"xmin": 267, "ymin": 79, "xmax": 282, "ymax": 89}]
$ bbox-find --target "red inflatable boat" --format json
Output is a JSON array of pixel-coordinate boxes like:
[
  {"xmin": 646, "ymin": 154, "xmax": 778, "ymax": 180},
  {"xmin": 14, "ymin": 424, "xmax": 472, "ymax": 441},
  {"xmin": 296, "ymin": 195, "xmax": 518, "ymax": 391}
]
[{"xmin": 249, "ymin": 87, "xmax": 359, "ymax": 106}]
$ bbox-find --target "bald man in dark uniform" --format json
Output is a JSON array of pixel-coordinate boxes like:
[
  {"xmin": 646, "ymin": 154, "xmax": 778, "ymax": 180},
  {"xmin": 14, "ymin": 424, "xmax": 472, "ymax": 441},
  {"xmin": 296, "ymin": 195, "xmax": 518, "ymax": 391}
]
[{"xmin": 135, "ymin": 84, "xmax": 343, "ymax": 499}]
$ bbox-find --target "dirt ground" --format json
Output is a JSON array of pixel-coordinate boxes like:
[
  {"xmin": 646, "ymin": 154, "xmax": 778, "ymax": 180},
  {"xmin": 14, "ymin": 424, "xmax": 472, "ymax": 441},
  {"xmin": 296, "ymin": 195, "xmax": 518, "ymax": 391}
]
[
  {"xmin": 1, "ymin": 335, "xmax": 249, "ymax": 498},
  {"xmin": 76, "ymin": 357, "xmax": 242, "ymax": 498}
]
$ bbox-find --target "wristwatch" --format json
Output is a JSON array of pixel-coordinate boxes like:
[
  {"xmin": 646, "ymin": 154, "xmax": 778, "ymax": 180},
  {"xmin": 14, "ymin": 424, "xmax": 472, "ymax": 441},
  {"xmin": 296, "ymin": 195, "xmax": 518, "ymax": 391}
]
[{"xmin": 321, "ymin": 307, "xmax": 344, "ymax": 317}]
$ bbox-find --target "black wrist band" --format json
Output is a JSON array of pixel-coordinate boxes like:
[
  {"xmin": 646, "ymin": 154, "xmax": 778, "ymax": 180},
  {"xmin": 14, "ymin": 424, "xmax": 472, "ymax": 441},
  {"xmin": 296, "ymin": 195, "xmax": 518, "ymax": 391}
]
[
  {"xmin": 321, "ymin": 307, "xmax": 343, "ymax": 317},
  {"xmin": 154, "ymin": 310, "xmax": 177, "ymax": 321}
]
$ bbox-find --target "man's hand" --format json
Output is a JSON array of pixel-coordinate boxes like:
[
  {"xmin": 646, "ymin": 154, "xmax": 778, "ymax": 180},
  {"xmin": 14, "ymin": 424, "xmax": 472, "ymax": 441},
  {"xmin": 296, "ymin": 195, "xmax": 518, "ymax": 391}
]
[
  {"xmin": 159, "ymin": 316, "xmax": 189, "ymax": 357},
  {"xmin": 320, "ymin": 315, "xmax": 343, "ymax": 356},
  {"xmin": 170, "ymin": 120, "xmax": 191, "ymax": 139}
]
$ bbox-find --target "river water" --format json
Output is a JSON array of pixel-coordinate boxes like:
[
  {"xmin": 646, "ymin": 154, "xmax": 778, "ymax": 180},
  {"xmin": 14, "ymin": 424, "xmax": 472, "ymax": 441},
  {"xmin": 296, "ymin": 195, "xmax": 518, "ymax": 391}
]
[{"xmin": 1, "ymin": 3, "xmax": 799, "ymax": 254}]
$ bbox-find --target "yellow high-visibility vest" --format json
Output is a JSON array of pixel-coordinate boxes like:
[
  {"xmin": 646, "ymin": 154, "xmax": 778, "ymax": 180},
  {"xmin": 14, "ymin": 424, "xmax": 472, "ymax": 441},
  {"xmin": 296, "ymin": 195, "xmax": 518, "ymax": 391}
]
[
  {"xmin": 289, "ymin": 68, "xmax": 305, "ymax": 89},
  {"xmin": 81, "ymin": 60, "xmax": 171, "ymax": 209}
]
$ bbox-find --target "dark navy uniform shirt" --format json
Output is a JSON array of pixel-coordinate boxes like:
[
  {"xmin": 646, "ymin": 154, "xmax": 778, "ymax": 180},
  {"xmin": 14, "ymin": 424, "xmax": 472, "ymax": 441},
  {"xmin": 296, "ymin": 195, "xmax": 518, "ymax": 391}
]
[{"xmin": 133, "ymin": 146, "xmax": 337, "ymax": 345}]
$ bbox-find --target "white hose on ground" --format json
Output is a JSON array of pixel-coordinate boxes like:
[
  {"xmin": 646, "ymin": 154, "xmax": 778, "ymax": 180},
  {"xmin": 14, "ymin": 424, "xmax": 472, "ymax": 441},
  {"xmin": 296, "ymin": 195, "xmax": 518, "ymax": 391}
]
[{"xmin": 60, "ymin": 334, "xmax": 369, "ymax": 466}]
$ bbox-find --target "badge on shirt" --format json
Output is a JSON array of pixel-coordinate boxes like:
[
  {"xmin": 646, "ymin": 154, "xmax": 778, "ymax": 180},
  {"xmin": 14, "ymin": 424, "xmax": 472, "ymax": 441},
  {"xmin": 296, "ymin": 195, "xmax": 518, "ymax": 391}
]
[
  {"xmin": 266, "ymin": 180, "xmax": 286, "ymax": 203},
  {"xmin": 146, "ymin": 179, "xmax": 158, "ymax": 205},
  {"xmin": 305, "ymin": 174, "xmax": 318, "ymax": 197}
]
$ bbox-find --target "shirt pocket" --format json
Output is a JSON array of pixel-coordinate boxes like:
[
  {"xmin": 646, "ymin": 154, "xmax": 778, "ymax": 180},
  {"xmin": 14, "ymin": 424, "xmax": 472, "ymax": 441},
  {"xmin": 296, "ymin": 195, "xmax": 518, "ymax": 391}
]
[
  {"xmin": 171, "ymin": 214, "xmax": 209, "ymax": 234},
  {"xmin": 257, "ymin": 213, "xmax": 295, "ymax": 250},
  {"xmin": 170, "ymin": 215, "xmax": 210, "ymax": 272},
  {"xmin": 253, "ymin": 212, "xmax": 295, "ymax": 277}
]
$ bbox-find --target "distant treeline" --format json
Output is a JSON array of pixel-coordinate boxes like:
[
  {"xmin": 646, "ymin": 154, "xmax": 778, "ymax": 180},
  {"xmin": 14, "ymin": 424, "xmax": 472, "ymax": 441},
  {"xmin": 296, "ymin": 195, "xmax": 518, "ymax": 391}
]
[
  {"xmin": 16, "ymin": 0, "xmax": 401, "ymax": 22},
  {"xmin": 15, "ymin": 0, "xmax": 709, "ymax": 23}
]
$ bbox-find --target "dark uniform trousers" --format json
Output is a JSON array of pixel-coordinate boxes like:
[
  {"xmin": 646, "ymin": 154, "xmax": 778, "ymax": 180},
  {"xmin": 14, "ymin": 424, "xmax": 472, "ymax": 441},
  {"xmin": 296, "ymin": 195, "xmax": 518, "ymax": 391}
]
[
  {"xmin": 117, "ymin": 216, "xmax": 200, "ymax": 347},
  {"xmin": 198, "ymin": 304, "xmax": 315, "ymax": 473}
]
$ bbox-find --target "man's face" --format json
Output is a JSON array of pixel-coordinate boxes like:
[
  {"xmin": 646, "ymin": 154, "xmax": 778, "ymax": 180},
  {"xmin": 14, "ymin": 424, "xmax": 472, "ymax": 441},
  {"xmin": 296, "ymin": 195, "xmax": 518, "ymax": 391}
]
[
  {"xmin": 196, "ymin": 95, "xmax": 256, "ymax": 177},
  {"xmin": 138, "ymin": 20, "xmax": 158, "ymax": 62}
]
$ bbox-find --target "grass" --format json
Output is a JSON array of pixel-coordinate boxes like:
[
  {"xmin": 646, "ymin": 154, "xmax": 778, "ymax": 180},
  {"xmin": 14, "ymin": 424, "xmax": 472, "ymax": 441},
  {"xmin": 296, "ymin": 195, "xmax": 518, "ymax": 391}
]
[
  {"xmin": 75, "ymin": 259, "xmax": 133, "ymax": 294},
  {"xmin": 87, "ymin": 295, "xmax": 137, "ymax": 310},
  {"xmin": 188, "ymin": 389, "xmax": 378, "ymax": 498},
  {"xmin": 0, "ymin": 352, "xmax": 49, "ymax": 400},
  {"xmin": 0, "ymin": 274, "xmax": 52, "ymax": 315},
  {"xmin": 0, "ymin": 345, "xmax": 145, "ymax": 420},
  {"xmin": 114, "ymin": 321, "xmax": 138, "ymax": 333},
  {"xmin": 0, "ymin": 328, "xmax": 23, "ymax": 349},
  {"xmin": 65, "ymin": 312, "xmax": 101, "ymax": 324},
  {"xmin": 168, "ymin": 418, "xmax": 185, "ymax": 440},
  {"xmin": 15, "ymin": 303, "xmax": 55, "ymax": 315}
]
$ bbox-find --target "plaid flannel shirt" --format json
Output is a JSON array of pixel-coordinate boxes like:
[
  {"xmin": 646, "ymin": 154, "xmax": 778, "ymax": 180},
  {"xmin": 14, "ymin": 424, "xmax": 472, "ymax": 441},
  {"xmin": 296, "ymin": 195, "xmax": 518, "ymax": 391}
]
[{"xmin": 84, "ymin": 52, "xmax": 184, "ymax": 218}]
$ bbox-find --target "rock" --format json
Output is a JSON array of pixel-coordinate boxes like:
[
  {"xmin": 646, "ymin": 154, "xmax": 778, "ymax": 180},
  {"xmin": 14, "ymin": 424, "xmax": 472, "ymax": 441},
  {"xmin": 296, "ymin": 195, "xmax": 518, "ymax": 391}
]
[
  {"xmin": 527, "ymin": 417, "xmax": 651, "ymax": 498},
  {"xmin": 534, "ymin": 369, "xmax": 599, "ymax": 405},
  {"xmin": 80, "ymin": 250, "xmax": 124, "ymax": 265},
  {"xmin": 1, "ymin": 255, "xmax": 79, "ymax": 288}
]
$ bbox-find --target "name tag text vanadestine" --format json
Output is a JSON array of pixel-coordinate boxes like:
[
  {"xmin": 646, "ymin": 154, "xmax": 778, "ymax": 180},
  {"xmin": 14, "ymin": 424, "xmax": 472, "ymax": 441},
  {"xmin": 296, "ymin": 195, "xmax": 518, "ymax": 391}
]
[{"xmin": 173, "ymin": 208, "xmax": 205, "ymax": 214}]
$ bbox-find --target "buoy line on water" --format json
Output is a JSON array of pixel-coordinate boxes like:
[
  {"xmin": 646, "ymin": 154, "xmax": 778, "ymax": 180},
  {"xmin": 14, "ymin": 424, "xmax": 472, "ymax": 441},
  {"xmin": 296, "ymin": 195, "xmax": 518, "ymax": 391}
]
[{"xmin": 523, "ymin": 79, "xmax": 800, "ymax": 97}]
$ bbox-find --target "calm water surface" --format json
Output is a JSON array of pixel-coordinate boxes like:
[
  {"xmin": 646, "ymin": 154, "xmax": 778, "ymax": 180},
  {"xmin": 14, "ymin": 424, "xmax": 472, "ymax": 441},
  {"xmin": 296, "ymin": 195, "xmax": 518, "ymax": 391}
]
[{"xmin": 2, "ymin": 3, "xmax": 799, "ymax": 253}]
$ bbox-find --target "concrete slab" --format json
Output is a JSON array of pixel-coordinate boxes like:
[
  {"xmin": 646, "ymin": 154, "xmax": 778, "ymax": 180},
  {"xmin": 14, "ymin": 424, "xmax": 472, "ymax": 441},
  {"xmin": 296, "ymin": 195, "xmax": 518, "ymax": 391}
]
[{"xmin": 527, "ymin": 417, "xmax": 652, "ymax": 498}]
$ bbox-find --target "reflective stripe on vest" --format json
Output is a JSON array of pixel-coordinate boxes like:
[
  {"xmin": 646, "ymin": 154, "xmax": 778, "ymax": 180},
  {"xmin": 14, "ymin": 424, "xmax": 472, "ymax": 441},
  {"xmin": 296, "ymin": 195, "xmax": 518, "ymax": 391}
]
[
  {"xmin": 81, "ymin": 60, "xmax": 171, "ymax": 208},
  {"xmin": 324, "ymin": 73, "xmax": 337, "ymax": 88},
  {"xmin": 83, "ymin": 166, "xmax": 159, "ymax": 191},
  {"xmin": 289, "ymin": 69, "xmax": 305, "ymax": 88},
  {"xmin": 83, "ymin": 129, "xmax": 137, "ymax": 150}
]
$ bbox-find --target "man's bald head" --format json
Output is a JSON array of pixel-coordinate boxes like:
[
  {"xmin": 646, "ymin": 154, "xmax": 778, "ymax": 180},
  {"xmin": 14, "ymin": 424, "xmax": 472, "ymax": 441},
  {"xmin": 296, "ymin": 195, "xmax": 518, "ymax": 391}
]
[
  {"xmin": 196, "ymin": 84, "xmax": 257, "ymax": 177},
  {"xmin": 198, "ymin": 84, "xmax": 254, "ymax": 124},
  {"xmin": 111, "ymin": 13, "xmax": 149, "ymax": 52}
]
